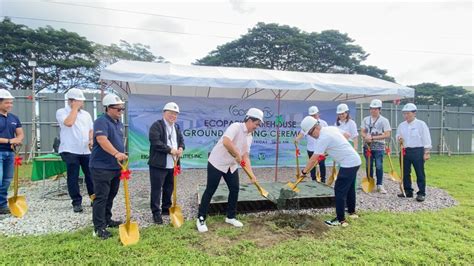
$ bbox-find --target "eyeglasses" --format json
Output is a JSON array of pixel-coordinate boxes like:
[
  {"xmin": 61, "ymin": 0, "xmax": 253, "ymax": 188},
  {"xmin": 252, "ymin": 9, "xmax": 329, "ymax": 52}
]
[{"xmin": 109, "ymin": 106, "xmax": 125, "ymax": 111}]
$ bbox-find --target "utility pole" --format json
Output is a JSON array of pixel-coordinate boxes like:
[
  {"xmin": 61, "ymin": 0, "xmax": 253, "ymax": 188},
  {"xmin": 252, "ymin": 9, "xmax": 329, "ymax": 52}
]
[{"xmin": 28, "ymin": 53, "xmax": 37, "ymax": 162}]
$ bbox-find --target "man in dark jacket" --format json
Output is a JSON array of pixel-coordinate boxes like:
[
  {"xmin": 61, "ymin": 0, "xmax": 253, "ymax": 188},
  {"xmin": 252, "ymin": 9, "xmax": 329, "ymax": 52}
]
[{"xmin": 148, "ymin": 102, "xmax": 185, "ymax": 224}]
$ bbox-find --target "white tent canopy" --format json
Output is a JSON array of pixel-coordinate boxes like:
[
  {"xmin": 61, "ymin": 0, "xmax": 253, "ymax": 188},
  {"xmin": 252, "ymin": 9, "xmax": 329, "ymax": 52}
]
[{"xmin": 100, "ymin": 60, "xmax": 414, "ymax": 103}]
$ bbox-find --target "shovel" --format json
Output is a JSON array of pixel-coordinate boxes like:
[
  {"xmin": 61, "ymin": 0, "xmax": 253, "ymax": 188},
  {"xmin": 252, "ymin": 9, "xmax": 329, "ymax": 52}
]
[
  {"xmin": 170, "ymin": 157, "xmax": 184, "ymax": 228},
  {"xmin": 8, "ymin": 144, "xmax": 28, "ymax": 218},
  {"xmin": 398, "ymin": 141, "xmax": 407, "ymax": 197},
  {"xmin": 117, "ymin": 160, "xmax": 139, "ymax": 246},
  {"xmin": 361, "ymin": 144, "xmax": 375, "ymax": 193},
  {"xmin": 327, "ymin": 161, "xmax": 337, "ymax": 186},
  {"xmin": 287, "ymin": 154, "xmax": 326, "ymax": 192},
  {"xmin": 294, "ymin": 142, "xmax": 301, "ymax": 180},
  {"xmin": 240, "ymin": 161, "xmax": 277, "ymax": 203},
  {"xmin": 385, "ymin": 145, "xmax": 400, "ymax": 182}
]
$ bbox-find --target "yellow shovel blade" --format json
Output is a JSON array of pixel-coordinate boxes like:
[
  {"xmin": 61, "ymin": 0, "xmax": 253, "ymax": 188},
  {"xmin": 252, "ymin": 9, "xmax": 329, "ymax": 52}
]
[
  {"xmin": 255, "ymin": 183, "xmax": 269, "ymax": 197},
  {"xmin": 389, "ymin": 171, "xmax": 401, "ymax": 182},
  {"xmin": 361, "ymin": 177, "xmax": 375, "ymax": 193},
  {"xmin": 8, "ymin": 195, "xmax": 28, "ymax": 218},
  {"xmin": 119, "ymin": 222, "xmax": 140, "ymax": 246},
  {"xmin": 286, "ymin": 181, "xmax": 300, "ymax": 193},
  {"xmin": 170, "ymin": 206, "xmax": 184, "ymax": 228}
]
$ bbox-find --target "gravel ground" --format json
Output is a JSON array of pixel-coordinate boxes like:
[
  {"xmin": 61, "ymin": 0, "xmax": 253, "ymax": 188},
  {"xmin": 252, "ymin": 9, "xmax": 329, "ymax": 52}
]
[{"xmin": 0, "ymin": 168, "xmax": 457, "ymax": 236}]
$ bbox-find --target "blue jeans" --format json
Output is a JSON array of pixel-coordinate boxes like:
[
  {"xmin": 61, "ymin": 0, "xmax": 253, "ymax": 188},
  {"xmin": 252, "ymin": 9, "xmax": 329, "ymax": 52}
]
[
  {"xmin": 364, "ymin": 148, "xmax": 384, "ymax": 185},
  {"xmin": 0, "ymin": 151, "xmax": 14, "ymax": 209}
]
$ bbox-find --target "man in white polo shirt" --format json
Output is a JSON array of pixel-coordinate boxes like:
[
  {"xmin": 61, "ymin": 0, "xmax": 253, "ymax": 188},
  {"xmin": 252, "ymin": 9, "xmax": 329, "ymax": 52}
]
[
  {"xmin": 396, "ymin": 103, "xmax": 432, "ymax": 202},
  {"xmin": 56, "ymin": 88, "xmax": 94, "ymax": 213},
  {"xmin": 300, "ymin": 116, "xmax": 361, "ymax": 227},
  {"xmin": 196, "ymin": 108, "xmax": 262, "ymax": 233}
]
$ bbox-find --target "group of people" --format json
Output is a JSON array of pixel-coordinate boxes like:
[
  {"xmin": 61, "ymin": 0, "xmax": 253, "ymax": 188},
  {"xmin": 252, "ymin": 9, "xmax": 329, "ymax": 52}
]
[{"xmin": 0, "ymin": 87, "xmax": 432, "ymax": 239}]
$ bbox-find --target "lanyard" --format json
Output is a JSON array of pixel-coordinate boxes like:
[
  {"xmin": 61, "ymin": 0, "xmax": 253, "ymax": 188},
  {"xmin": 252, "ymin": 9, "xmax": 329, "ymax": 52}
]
[
  {"xmin": 165, "ymin": 123, "xmax": 175, "ymax": 145},
  {"xmin": 368, "ymin": 116, "xmax": 380, "ymax": 134}
]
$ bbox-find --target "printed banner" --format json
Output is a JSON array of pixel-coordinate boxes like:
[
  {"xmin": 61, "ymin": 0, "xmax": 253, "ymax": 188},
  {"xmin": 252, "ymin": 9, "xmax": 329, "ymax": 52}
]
[{"xmin": 128, "ymin": 95, "xmax": 355, "ymax": 169}]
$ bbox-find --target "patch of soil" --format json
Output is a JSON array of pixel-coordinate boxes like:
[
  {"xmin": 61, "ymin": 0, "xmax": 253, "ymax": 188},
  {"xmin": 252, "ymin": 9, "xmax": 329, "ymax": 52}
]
[{"xmin": 193, "ymin": 213, "xmax": 329, "ymax": 255}]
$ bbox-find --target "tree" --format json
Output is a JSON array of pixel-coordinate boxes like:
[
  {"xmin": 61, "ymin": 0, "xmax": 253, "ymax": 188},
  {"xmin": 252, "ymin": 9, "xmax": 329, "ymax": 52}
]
[
  {"xmin": 410, "ymin": 83, "xmax": 474, "ymax": 106},
  {"xmin": 196, "ymin": 23, "xmax": 306, "ymax": 71},
  {"xmin": 94, "ymin": 40, "xmax": 167, "ymax": 70},
  {"xmin": 1, "ymin": 19, "xmax": 167, "ymax": 92},
  {"xmin": 34, "ymin": 26, "xmax": 98, "ymax": 92},
  {"xmin": 195, "ymin": 22, "xmax": 396, "ymax": 81},
  {"xmin": 0, "ymin": 18, "xmax": 98, "ymax": 92},
  {"xmin": 0, "ymin": 18, "xmax": 37, "ymax": 90}
]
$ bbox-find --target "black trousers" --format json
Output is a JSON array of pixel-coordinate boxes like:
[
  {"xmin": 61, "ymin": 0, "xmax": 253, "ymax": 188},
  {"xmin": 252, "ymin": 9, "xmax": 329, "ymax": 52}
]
[
  {"xmin": 60, "ymin": 152, "xmax": 94, "ymax": 206},
  {"xmin": 198, "ymin": 162, "xmax": 239, "ymax": 220},
  {"xmin": 91, "ymin": 168, "xmax": 121, "ymax": 230},
  {"xmin": 334, "ymin": 165, "xmax": 360, "ymax": 222},
  {"xmin": 403, "ymin": 147, "xmax": 426, "ymax": 196},
  {"xmin": 149, "ymin": 166, "xmax": 174, "ymax": 215},
  {"xmin": 307, "ymin": 151, "xmax": 326, "ymax": 182}
]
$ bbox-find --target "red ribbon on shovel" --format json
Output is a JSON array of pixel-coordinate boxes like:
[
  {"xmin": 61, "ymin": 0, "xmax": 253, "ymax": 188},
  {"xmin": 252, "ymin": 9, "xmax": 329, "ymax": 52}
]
[
  {"xmin": 14, "ymin": 156, "xmax": 23, "ymax": 166},
  {"xmin": 318, "ymin": 155, "xmax": 326, "ymax": 162},
  {"xmin": 365, "ymin": 148, "xmax": 372, "ymax": 158},
  {"xmin": 120, "ymin": 169, "xmax": 131, "ymax": 180},
  {"xmin": 402, "ymin": 148, "xmax": 406, "ymax": 156},
  {"xmin": 385, "ymin": 146, "xmax": 391, "ymax": 155},
  {"xmin": 295, "ymin": 148, "xmax": 300, "ymax": 157},
  {"xmin": 174, "ymin": 165, "xmax": 181, "ymax": 176},
  {"xmin": 240, "ymin": 160, "xmax": 246, "ymax": 167}
]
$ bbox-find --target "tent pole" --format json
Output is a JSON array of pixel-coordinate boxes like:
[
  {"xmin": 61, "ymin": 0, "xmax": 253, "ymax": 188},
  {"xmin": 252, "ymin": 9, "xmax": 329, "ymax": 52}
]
[{"xmin": 274, "ymin": 90, "xmax": 281, "ymax": 182}]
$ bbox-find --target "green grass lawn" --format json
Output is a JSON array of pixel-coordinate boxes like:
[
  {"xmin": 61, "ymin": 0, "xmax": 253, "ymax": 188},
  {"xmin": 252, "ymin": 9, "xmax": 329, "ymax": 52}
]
[{"xmin": 1, "ymin": 155, "xmax": 473, "ymax": 264}]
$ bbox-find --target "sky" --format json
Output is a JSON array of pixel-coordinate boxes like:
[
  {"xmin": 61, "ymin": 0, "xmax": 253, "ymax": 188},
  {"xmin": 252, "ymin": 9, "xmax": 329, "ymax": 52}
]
[{"xmin": 1, "ymin": 0, "xmax": 473, "ymax": 87}]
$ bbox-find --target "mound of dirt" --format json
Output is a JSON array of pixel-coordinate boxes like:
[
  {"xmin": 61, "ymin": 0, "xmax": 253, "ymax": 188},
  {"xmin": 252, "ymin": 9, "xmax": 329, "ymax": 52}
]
[{"xmin": 193, "ymin": 213, "xmax": 329, "ymax": 255}]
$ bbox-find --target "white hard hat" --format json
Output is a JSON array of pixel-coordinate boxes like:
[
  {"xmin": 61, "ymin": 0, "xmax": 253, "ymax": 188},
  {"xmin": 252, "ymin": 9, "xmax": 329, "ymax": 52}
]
[
  {"xmin": 102, "ymin": 94, "xmax": 124, "ymax": 106},
  {"xmin": 0, "ymin": 89, "xmax": 14, "ymax": 99},
  {"xmin": 300, "ymin": 116, "xmax": 319, "ymax": 134},
  {"xmin": 308, "ymin": 106, "xmax": 319, "ymax": 115},
  {"xmin": 163, "ymin": 102, "xmax": 180, "ymax": 113},
  {"xmin": 66, "ymin": 88, "xmax": 86, "ymax": 101},
  {"xmin": 246, "ymin": 107, "xmax": 264, "ymax": 122},
  {"xmin": 369, "ymin": 99, "xmax": 383, "ymax": 109},
  {"xmin": 336, "ymin": 103, "xmax": 349, "ymax": 114},
  {"xmin": 402, "ymin": 103, "xmax": 417, "ymax": 112}
]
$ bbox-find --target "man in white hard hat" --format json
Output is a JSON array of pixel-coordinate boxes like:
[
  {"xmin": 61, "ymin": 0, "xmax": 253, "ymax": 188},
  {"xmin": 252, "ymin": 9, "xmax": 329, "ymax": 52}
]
[
  {"xmin": 89, "ymin": 93, "xmax": 127, "ymax": 240},
  {"xmin": 56, "ymin": 88, "xmax": 95, "ymax": 213},
  {"xmin": 294, "ymin": 106, "xmax": 328, "ymax": 182},
  {"xmin": 196, "ymin": 108, "xmax": 262, "ymax": 233},
  {"xmin": 300, "ymin": 116, "xmax": 361, "ymax": 227},
  {"xmin": 148, "ymin": 102, "xmax": 185, "ymax": 224},
  {"xmin": 396, "ymin": 103, "xmax": 432, "ymax": 202},
  {"xmin": 0, "ymin": 89, "xmax": 24, "ymax": 215},
  {"xmin": 360, "ymin": 99, "xmax": 392, "ymax": 194}
]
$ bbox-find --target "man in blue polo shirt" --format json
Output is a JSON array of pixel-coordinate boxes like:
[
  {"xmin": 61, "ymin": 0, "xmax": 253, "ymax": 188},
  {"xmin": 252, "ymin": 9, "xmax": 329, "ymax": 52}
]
[
  {"xmin": 90, "ymin": 93, "xmax": 127, "ymax": 240},
  {"xmin": 0, "ymin": 89, "xmax": 24, "ymax": 215}
]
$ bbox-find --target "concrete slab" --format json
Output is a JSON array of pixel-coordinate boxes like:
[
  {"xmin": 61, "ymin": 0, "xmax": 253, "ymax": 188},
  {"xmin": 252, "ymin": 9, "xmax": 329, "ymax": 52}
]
[{"xmin": 197, "ymin": 181, "xmax": 335, "ymax": 214}]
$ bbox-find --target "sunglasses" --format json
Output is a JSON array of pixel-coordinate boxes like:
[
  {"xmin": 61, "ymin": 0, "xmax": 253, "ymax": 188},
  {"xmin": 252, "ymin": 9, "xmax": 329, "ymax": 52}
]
[{"xmin": 109, "ymin": 106, "xmax": 125, "ymax": 111}]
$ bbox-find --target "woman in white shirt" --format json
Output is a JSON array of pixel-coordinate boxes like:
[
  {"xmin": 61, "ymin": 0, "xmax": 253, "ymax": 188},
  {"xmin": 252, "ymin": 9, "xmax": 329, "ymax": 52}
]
[{"xmin": 335, "ymin": 103, "xmax": 358, "ymax": 150}]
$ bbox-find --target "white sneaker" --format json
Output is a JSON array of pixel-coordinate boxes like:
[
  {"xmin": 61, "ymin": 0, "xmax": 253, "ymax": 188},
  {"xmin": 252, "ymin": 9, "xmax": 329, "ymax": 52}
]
[
  {"xmin": 377, "ymin": 185, "xmax": 387, "ymax": 194},
  {"xmin": 225, "ymin": 217, "xmax": 243, "ymax": 227},
  {"xmin": 196, "ymin": 216, "xmax": 208, "ymax": 233}
]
